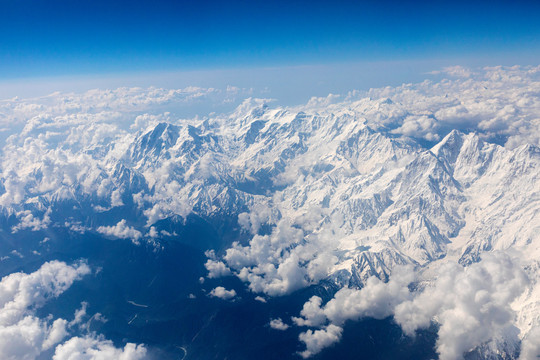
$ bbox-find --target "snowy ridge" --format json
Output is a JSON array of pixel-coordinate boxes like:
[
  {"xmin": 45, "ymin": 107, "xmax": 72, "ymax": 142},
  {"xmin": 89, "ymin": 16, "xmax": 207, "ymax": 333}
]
[{"xmin": 0, "ymin": 66, "xmax": 539, "ymax": 358}]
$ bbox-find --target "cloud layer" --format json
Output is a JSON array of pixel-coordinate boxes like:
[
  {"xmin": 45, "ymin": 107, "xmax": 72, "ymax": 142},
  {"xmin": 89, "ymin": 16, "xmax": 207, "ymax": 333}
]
[{"xmin": 0, "ymin": 261, "xmax": 146, "ymax": 360}]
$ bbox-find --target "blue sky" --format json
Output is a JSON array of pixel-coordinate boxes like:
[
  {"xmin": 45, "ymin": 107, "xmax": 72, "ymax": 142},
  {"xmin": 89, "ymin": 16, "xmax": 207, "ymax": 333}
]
[{"xmin": 1, "ymin": 0, "xmax": 539, "ymax": 100}]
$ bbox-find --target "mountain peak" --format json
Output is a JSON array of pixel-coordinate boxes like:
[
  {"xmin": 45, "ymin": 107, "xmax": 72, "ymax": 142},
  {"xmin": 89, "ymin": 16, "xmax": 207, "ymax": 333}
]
[{"xmin": 129, "ymin": 122, "xmax": 180, "ymax": 163}]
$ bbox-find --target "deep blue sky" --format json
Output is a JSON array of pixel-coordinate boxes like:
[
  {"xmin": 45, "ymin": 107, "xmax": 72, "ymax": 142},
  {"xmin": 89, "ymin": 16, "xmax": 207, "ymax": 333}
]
[{"xmin": 1, "ymin": 0, "xmax": 539, "ymax": 79}]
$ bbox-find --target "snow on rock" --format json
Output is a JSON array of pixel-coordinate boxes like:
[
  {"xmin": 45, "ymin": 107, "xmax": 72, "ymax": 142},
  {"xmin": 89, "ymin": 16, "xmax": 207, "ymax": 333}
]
[{"xmin": 1, "ymin": 66, "xmax": 539, "ymax": 358}]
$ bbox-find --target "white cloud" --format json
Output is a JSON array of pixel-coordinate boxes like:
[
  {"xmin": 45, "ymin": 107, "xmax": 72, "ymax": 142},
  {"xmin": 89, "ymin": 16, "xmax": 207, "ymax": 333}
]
[
  {"xmin": 298, "ymin": 324, "xmax": 343, "ymax": 359},
  {"xmin": 96, "ymin": 220, "xmax": 142, "ymax": 244},
  {"xmin": 209, "ymin": 287, "xmax": 237, "ymax": 300},
  {"xmin": 0, "ymin": 260, "xmax": 91, "ymax": 324},
  {"xmin": 70, "ymin": 302, "xmax": 89, "ymax": 328},
  {"xmin": 66, "ymin": 222, "xmax": 91, "ymax": 234},
  {"xmin": 110, "ymin": 189, "xmax": 124, "ymax": 207},
  {"xmin": 428, "ymin": 66, "xmax": 473, "ymax": 78},
  {"xmin": 147, "ymin": 226, "xmax": 159, "ymax": 238},
  {"xmin": 52, "ymin": 336, "xmax": 147, "ymax": 360},
  {"xmin": 0, "ymin": 261, "xmax": 148, "ymax": 360},
  {"xmin": 292, "ymin": 296, "xmax": 327, "ymax": 327},
  {"xmin": 0, "ymin": 316, "xmax": 67, "ymax": 360},
  {"xmin": 305, "ymin": 94, "xmax": 342, "ymax": 108},
  {"xmin": 0, "ymin": 84, "xmax": 251, "ymax": 216},
  {"xmin": 11, "ymin": 209, "xmax": 52, "ymax": 233},
  {"xmin": 390, "ymin": 114, "xmax": 440, "ymax": 141},
  {"xmin": 293, "ymin": 265, "xmax": 415, "ymax": 331},
  {"xmin": 223, "ymin": 210, "xmax": 340, "ymax": 296},
  {"xmin": 269, "ymin": 318, "xmax": 289, "ymax": 331},
  {"xmin": 293, "ymin": 253, "xmax": 529, "ymax": 359},
  {"xmin": 11, "ymin": 250, "xmax": 24, "ymax": 258},
  {"xmin": 0, "ymin": 261, "xmax": 90, "ymax": 359},
  {"xmin": 394, "ymin": 253, "xmax": 528, "ymax": 360},
  {"xmin": 364, "ymin": 65, "xmax": 540, "ymax": 148},
  {"xmin": 237, "ymin": 207, "xmax": 271, "ymax": 235},
  {"xmin": 205, "ymin": 259, "xmax": 232, "ymax": 278}
]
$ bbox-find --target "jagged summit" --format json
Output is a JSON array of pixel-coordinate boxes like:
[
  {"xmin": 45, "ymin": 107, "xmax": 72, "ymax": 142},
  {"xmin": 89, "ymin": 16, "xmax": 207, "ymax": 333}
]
[{"xmin": 3, "ymin": 103, "xmax": 538, "ymax": 284}]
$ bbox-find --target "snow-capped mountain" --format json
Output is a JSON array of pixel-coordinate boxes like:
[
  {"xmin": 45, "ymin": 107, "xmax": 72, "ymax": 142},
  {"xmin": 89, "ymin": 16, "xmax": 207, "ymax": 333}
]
[{"xmin": 0, "ymin": 66, "xmax": 539, "ymax": 359}]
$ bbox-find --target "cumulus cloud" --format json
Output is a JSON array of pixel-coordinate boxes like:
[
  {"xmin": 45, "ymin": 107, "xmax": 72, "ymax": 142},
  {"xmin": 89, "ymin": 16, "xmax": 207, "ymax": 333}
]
[
  {"xmin": 294, "ymin": 253, "xmax": 530, "ymax": 359},
  {"xmin": 390, "ymin": 114, "xmax": 440, "ymax": 141},
  {"xmin": 222, "ymin": 208, "xmax": 342, "ymax": 296},
  {"xmin": 52, "ymin": 336, "xmax": 147, "ymax": 360},
  {"xmin": 305, "ymin": 94, "xmax": 342, "ymax": 108},
  {"xmin": 394, "ymin": 254, "xmax": 529, "ymax": 360},
  {"xmin": 11, "ymin": 209, "xmax": 52, "ymax": 233},
  {"xmin": 110, "ymin": 189, "xmax": 124, "ymax": 207},
  {"xmin": 237, "ymin": 205, "xmax": 274, "ymax": 235},
  {"xmin": 294, "ymin": 265, "xmax": 415, "ymax": 332},
  {"xmin": 0, "ymin": 260, "xmax": 91, "ymax": 323},
  {"xmin": 0, "ymin": 261, "xmax": 89, "ymax": 359},
  {"xmin": 96, "ymin": 220, "xmax": 142, "ymax": 244},
  {"xmin": 363, "ymin": 65, "xmax": 540, "ymax": 147},
  {"xmin": 292, "ymin": 296, "xmax": 327, "ymax": 327},
  {"xmin": 0, "ymin": 261, "xmax": 147, "ymax": 360},
  {"xmin": 298, "ymin": 324, "xmax": 343, "ymax": 358},
  {"xmin": 205, "ymin": 259, "xmax": 232, "ymax": 278},
  {"xmin": 209, "ymin": 287, "xmax": 237, "ymax": 300},
  {"xmin": 269, "ymin": 318, "xmax": 289, "ymax": 331}
]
